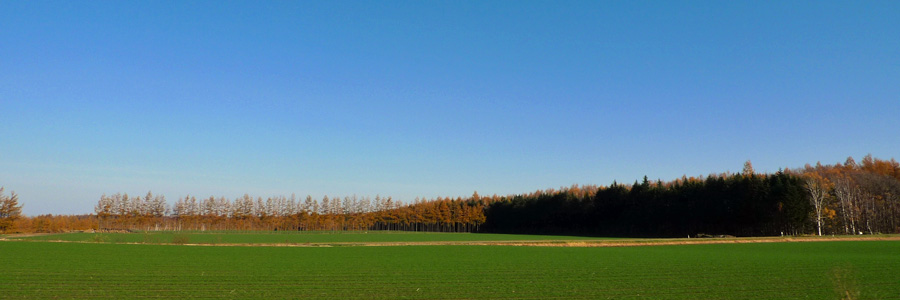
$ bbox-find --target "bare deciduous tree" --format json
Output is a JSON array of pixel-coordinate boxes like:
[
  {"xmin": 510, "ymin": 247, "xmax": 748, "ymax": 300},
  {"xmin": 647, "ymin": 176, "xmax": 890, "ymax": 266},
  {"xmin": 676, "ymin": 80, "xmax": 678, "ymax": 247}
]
[{"xmin": 804, "ymin": 174, "xmax": 831, "ymax": 236}]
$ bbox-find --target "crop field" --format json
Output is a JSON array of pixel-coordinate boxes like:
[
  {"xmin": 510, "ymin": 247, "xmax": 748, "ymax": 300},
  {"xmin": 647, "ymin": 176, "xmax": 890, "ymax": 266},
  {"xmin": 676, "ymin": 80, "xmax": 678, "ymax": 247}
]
[
  {"xmin": 4, "ymin": 231, "xmax": 605, "ymax": 245},
  {"xmin": 1, "ymin": 234, "xmax": 899, "ymax": 299}
]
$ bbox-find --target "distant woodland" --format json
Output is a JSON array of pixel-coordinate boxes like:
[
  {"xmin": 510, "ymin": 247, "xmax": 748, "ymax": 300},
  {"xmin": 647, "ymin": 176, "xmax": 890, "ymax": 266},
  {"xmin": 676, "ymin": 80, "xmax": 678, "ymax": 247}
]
[
  {"xmin": 2, "ymin": 155, "xmax": 899, "ymax": 237},
  {"xmin": 486, "ymin": 155, "xmax": 900, "ymax": 237}
]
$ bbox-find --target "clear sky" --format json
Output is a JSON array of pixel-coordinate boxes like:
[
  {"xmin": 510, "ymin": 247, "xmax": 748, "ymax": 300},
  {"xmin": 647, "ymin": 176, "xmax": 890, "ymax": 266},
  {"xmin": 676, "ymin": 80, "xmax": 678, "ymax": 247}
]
[{"xmin": 2, "ymin": 1, "xmax": 899, "ymax": 215}]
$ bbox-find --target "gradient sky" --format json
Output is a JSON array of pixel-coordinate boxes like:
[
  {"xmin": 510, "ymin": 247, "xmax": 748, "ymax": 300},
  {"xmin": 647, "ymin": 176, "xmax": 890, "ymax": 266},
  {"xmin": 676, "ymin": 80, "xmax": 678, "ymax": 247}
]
[{"xmin": 2, "ymin": 1, "xmax": 899, "ymax": 215}]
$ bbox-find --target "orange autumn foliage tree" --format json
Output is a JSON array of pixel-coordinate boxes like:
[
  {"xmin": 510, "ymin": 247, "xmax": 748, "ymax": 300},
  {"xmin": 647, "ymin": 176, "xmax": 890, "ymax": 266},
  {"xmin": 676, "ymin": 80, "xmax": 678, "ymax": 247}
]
[{"xmin": 0, "ymin": 187, "xmax": 24, "ymax": 233}]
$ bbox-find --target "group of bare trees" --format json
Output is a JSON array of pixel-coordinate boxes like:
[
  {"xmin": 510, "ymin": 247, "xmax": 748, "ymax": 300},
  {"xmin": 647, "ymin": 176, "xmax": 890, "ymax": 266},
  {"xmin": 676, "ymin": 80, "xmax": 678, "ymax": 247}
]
[
  {"xmin": 800, "ymin": 155, "xmax": 900, "ymax": 235},
  {"xmin": 94, "ymin": 192, "xmax": 167, "ymax": 229},
  {"xmin": 94, "ymin": 192, "xmax": 487, "ymax": 232}
]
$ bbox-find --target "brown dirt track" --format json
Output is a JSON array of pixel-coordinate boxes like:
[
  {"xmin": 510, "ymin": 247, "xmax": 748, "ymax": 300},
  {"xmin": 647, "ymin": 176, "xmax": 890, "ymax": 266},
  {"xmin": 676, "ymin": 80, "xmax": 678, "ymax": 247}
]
[
  {"xmin": 317, "ymin": 235, "xmax": 900, "ymax": 247},
  {"xmin": 4, "ymin": 234, "xmax": 899, "ymax": 248},
  {"xmin": 176, "ymin": 235, "xmax": 900, "ymax": 247}
]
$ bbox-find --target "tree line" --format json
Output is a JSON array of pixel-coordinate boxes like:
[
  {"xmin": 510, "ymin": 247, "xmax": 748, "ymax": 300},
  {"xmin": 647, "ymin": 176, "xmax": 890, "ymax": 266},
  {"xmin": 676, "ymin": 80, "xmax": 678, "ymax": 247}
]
[
  {"xmin": 3, "ymin": 155, "xmax": 899, "ymax": 237},
  {"xmin": 92, "ymin": 193, "xmax": 486, "ymax": 232}
]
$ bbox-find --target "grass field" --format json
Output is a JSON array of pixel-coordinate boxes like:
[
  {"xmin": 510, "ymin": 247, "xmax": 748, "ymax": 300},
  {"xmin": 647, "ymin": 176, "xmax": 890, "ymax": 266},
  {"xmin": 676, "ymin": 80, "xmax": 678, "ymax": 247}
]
[
  {"xmin": 4, "ymin": 231, "xmax": 605, "ymax": 244},
  {"xmin": 1, "ymin": 235, "xmax": 899, "ymax": 299}
]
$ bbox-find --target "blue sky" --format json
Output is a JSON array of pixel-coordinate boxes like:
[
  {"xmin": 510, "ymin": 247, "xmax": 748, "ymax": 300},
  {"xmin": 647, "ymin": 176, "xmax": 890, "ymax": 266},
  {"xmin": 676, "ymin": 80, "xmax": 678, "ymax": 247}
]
[{"xmin": 2, "ymin": 1, "xmax": 899, "ymax": 215}]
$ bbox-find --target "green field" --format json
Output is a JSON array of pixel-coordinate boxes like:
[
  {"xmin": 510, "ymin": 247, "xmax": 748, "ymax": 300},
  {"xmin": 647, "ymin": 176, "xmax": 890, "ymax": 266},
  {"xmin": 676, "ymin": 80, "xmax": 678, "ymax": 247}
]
[
  {"xmin": 6, "ymin": 231, "xmax": 604, "ymax": 244},
  {"xmin": 1, "ymin": 236, "xmax": 899, "ymax": 299}
]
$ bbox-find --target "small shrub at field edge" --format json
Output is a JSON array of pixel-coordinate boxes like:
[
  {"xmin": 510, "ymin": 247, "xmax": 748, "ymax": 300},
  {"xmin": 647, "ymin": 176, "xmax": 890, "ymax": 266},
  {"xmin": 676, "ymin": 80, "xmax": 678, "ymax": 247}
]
[
  {"xmin": 91, "ymin": 234, "xmax": 108, "ymax": 243},
  {"xmin": 171, "ymin": 234, "xmax": 191, "ymax": 244}
]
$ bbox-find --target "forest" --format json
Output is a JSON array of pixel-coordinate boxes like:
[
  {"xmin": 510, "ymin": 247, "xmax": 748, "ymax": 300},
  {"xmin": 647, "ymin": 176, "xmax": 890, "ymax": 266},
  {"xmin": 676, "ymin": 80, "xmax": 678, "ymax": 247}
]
[
  {"xmin": 2, "ymin": 155, "xmax": 899, "ymax": 237},
  {"xmin": 483, "ymin": 171, "xmax": 809, "ymax": 237}
]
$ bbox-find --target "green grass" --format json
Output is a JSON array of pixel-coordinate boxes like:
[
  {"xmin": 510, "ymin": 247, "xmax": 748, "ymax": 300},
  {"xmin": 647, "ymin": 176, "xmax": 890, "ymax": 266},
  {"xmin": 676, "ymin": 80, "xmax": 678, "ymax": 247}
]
[
  {"xmin": 7, "ymin": 231, "xmax": 606, "ymax": 244},
  {"xmin": 1, "ymin": 240, "xmax": 898, "ymax": 299}
]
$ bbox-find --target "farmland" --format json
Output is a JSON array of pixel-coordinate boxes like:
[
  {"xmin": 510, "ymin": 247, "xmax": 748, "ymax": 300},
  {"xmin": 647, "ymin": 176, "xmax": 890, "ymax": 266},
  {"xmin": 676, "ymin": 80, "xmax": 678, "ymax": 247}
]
[{"xmin": 2, "ymin": 233, "xmax": 899, "ymax": 299}]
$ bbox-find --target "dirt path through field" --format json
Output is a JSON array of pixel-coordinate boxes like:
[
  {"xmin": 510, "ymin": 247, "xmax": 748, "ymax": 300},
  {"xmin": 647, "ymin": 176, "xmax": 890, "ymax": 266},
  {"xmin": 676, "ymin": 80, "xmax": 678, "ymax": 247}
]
[
  {"xmin": 0, "ymin": 233, "xmax": 55, "ymax": 239},
  {"xmin": 166, "ymin": 235, "xmax": 900, "ymax": 247},
  {"xmin": 316, "ymin": 236, "xmax": 900, "ymax": 247},
  {"xmin": 493, "ymin": 236, "xmax": 900, "ymax": 247},
  {"xmin": 5, "ymin": 234, "xmax": 900, "ymax": 247}
]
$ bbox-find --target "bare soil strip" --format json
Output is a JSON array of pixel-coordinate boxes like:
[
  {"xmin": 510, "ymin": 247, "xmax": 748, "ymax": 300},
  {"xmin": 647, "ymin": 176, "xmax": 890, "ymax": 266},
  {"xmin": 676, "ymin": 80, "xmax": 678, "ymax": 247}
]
[
  {"xmin": 0, "ymin": 233, "xmax": 55, "ymax": 238},
  {"xmin": 4, "ymin": 234, "xmax": 899, "ymax": 247},
  {"xmin": 492, "ymin": 236, "xmax": 900, "ymax": 247},
  {"xmin": 312, "ymin": 236, "xmax": 900, "ymax": 247}
]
